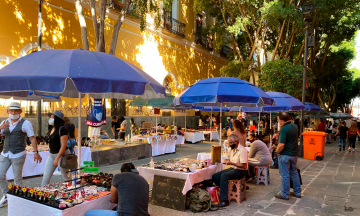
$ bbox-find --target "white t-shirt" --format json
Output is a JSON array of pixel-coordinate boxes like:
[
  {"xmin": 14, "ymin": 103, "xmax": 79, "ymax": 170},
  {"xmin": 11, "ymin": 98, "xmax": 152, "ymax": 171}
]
[
  {"xmin": 0, "ymin": 117, "xmax": 35, "ymax": 158},
  {"xmin": 228, "ymin": 144, "xmax": 248, "ymax": 170},
  {"xmin": 121, "ymin": 120, "xmax": 127, "ymax": 131}
]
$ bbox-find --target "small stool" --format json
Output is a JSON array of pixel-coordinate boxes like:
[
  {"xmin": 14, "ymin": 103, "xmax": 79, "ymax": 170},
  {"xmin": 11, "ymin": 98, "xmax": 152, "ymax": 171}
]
[
  {"xmin": 228, "ymin": 177, "xmax": 246, "ymax": 204},
  {"xmin": 256, "ymin": 165, "xmax": 270, "ymax": 185}
]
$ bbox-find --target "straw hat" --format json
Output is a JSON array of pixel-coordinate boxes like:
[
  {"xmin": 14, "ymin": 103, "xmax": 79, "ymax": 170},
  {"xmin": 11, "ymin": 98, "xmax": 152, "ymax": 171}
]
[{"xmin": 7, "ymin": 102, "xmax": 22, "ymax": 110}]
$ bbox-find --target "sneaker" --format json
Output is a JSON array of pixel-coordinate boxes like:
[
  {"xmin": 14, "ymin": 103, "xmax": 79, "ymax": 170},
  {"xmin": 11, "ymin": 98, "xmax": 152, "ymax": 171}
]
[
  {"xmin": 290, "ymin": 192, "xmax": 302, "ymax": 198},
  {"xmin": 0, "ymin": 196, "xmax": 7, "ymax": 208},
  {"xmin": 352, "ymin": 148, "xmax": 355, "ymax": 152},
  {"xmin": 274, "ymin": 193, "xmax": 289, "ymax": 200}
]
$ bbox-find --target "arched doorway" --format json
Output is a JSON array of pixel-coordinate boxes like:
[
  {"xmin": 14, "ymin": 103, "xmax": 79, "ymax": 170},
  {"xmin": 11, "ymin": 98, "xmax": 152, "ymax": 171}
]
[{"xmin": 163, "ymin": 75, "xmax": 175, "ymax": 94}]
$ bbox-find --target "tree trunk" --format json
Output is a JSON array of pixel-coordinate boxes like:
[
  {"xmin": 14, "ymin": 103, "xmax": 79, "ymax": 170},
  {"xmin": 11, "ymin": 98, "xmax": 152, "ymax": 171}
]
[
  {"xmin": 90, "ymin": 0, "xmax": 99, "ymax": 48},
  {"xmin": 285, "ymin": 33, "xmax": 295, "ymax": 59},
  {"xmin": 271, "ymin": 20, "xmax": 286, "ymax": 61},
  {"xmin": 317, "ymin": 91, "xmax": 326, "ymax": 110},
  {"xmin": 97, "ymin": 0, "xmax": 107, "ymax": 52},
  {"xmin": 295, "ymin": 40, "xmax": 305, "ymax": 65},
  {"xmin": 75, "ymin": 0, "xmax": 89, "ymax": 50},
  {"xmin": 247, "ymin": 24, "xmax": 262, "ymax": 61},
  {"xmin": 109, "ymin": 1, "xmax": 131, "ymax": 55}
]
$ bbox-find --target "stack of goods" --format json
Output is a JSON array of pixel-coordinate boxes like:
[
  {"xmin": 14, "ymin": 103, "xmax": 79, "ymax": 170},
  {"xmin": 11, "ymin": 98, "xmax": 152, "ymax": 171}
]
[
  {"xmin": 186, "ymin": 129, "xmax": 200, "ymax": 132},
  {"xmin": 7, "ymin": 172, "xmax": 114, "ymax": 209},
  {"xmin": 141, "ymin": 158, "xmax": 212, "ymax": 173},
  {"xmin": 25, "ymin": 145, "xmax": 49, "ymax": 153}
]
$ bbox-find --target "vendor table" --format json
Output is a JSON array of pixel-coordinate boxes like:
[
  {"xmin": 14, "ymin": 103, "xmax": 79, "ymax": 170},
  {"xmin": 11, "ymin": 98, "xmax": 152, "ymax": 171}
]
[
  {"xmin": 6, "ymin": 147, "xmax": 92, "ymax": 180},
  {"xmin": 184, "ymin": 132, "xmax": 205, "ymax": 143},
  {"xmin": 175, "ymin": 135, "xmax": 185, "ymax": 145},
  {"xmin": 132, "ymin": 136, "xmax": 176, "ymax": 156},
  {"xmin": 202, "ymin": 131, "xmax": 220, "ymax": 141},
  {"xmin": 7, "ymin": 193, "xmax": 114, "ymax": 216},
  {"xmin": 138, "ymin": 163, "xmax": 223, "ymax": 195},
  {"xmin": 197, "ymin": 152, "xmax": 228, "ymax": 163}
]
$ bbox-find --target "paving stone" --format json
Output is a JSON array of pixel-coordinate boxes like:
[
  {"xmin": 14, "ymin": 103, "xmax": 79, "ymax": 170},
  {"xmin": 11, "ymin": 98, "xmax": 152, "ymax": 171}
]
[
  {"xmin": 259, "ymin": 203, "xmax": 291, "ymax": 215},
  {"xmin": 287, "ymin": 205, "xmax": 321, "ymax": 216},
  {"xmin": 296, "ymin": 196, "xmax": 323, "ymax": 209}
]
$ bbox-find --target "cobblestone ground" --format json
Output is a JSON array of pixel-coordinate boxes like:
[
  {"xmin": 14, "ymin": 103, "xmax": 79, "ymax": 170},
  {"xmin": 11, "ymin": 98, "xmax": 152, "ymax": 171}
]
[{"xmin": 0, "ymin": 140, "xmax": 359, "ymax": 216}]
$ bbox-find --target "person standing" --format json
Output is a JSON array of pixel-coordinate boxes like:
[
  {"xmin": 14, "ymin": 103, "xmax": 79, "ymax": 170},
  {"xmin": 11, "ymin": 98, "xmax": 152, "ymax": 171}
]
[
  {"xmin": 0, "ymin": 102, "xmax": 42, "ymax": 207},
  {"xmin": 111, "ymin": 116, "xmax": 121, "ymax": 139},
  {"xmin": 347, "ymin": 123, "xmax": 359, "ymax": 152},
  {"xmin": 119, "ymin": 116, "xmax": 127, "ymax": 140},
  {"xmin": 325, "ymin": 121, "xmax": 333, "ymax": 144},
  {"xmin": 317, "ymin": 120, "xmax": 326, "ymax": 132},
  {"xmin": 41, "ymin": 110, "xmax": 71, "ymax": 186},
  {"xmin": 335, "ymin": 122, "xmax": 348, "ymax": 151},
  {"xmin": 357, "ymin": 120, "xmax": 360, "ymax": 141},
  {"xmin": 274, "ymin": 112, "xmax": 301, "ymax": 200}
]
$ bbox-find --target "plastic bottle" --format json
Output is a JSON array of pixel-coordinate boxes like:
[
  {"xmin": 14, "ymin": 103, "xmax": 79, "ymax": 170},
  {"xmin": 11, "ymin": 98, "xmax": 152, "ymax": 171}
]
[{"xmin": 150, "ymin": 157, "xmax": 154, "ymax": 169}]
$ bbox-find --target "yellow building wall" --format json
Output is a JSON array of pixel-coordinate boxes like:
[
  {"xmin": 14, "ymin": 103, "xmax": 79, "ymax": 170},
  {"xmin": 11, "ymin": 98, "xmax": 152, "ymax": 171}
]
[{"xmin": 0, "ymin": 0, "xmax": 227, "ymax": 116}]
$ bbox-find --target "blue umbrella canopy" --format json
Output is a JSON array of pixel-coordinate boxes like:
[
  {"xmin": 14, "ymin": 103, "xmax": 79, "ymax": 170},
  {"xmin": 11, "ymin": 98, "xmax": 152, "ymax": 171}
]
[
  {"xmin": 200, "ymin": 106, "xmax": 230, "ymax": 112},
  {"xmin": 262, "ymin": 92, "xmax": 305, "ymax": 112},
  {"xmin": 0, "ymin": 49, "xmax": 166, "ymax": 99},
  {"xmin": 305, "ymin": 102, "xmax": 322, "ymax": 111},
  {"xmin": 330, "ymin": 112, "xmax": 354, "ymax": 119},
  {"xmin": 174, "ymin": 77, "xmax": 274, "ymax": 107}
]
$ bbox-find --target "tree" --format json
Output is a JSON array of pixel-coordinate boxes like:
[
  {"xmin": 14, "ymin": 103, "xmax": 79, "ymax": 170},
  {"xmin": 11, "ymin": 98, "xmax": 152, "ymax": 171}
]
[
  {"xmin": 258, "ymin": 59, "xmax": 312, "ymax": 100},
  {"xmin": 75, "ymin": 0, "xmax": 161, "ymax": 54}
]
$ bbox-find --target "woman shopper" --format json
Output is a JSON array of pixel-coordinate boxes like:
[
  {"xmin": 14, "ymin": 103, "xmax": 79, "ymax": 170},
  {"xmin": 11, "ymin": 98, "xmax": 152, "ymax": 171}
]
[
  {"xmin": 347, "ymin": 122, "xmax": 360, "ymax": 152},
  {"xmin": 41, "ymin": 110, "xmax": 71, "ymax": 186},
  {"xmin": 229, "ymin": 120, "xmax": 246, "ymax": 147},
  {"xmin": 119, "ymin": 116, "xmax": 127, "ymax": 140},
  {"xmin": 326, "ymin": 121, "xmax": 333, "ymax": 144}
]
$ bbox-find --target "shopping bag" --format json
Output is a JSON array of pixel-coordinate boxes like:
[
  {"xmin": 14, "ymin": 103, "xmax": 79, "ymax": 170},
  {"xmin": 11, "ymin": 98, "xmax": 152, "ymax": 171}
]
[
  {"xmin": 206, "ymin": 186, "xmax": 220, "ymax": 205},
  {"xmin": 290, "ymin": 168, "xmax": 302, "ymax": 188}
]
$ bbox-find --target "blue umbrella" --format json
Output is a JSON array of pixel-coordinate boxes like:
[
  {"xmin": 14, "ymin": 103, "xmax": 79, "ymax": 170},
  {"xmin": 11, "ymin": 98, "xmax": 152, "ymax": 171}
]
[
  {"xmin": 305, "ymin": 102, "xmax": 322, "ymax": 112},
  {"xmin": 0, "ymin": 49, "xmax": 166, "ymax": 167},
  {"xmin": 263, "ymin": 92, "xmax": 305, "ymax": 112},
  {"xmin": 175, "ymin": 77, "xmax": 274, "ymax": 107},
  {"xmin": 0, "ymin": 49, "xmax": 165, "ymax": 99}
]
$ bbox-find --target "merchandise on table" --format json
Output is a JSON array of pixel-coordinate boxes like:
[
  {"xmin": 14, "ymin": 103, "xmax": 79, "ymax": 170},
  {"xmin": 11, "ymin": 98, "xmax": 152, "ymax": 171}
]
[
  {"xmin": 26, "ymin": 145, "xmax": 49, "ymax": 153},
  {"xmin": 141, "ymin": 158, "xmax": 214, "ymax": 173},
  {"xmin": 7, "ymin": 172, "xmax": 113, "ymax": 210}
]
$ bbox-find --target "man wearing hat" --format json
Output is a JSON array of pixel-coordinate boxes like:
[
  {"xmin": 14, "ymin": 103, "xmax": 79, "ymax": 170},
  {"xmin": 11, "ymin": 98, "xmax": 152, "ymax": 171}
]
[{"xmin": 0, "ymin": 102, "xmax": 42, "ymax": 207}]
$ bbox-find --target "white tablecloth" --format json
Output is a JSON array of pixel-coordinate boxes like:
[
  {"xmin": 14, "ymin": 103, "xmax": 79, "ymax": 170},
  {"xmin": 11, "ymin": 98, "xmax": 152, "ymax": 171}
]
[
  {"xmin": 184, "ymin": 132, "xmax": 205, "ymax": 143},
  {"xmin": 132, "ymin": 136, "xmax": 176, "ymax": 156},
  {"xmin": 197, "ymin": 153, "xmax": 228, "ymax": 163},
  {"xmin": 138, "ymin": 164, "xmax": 224, "ymax": 195},
  {"xmin": 8, "ymin": 194, "xmax": 114, "ymax": 216},
  {"xmin": 6, "ymin": 147, "xmax": 92, "ymax": 180},
  {"xmin": 202, "ymin": 131, "xmax": 220, "ymax": 141},
  {"xmin": 175, "ymin": 135, "xmax": 185, "ymax": 145}
]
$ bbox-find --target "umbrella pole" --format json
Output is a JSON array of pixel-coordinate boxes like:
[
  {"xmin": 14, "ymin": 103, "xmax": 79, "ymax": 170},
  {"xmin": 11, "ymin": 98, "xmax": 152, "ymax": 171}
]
[
  {"xmin": 258, "ymin": 112, "xmax": 260, "ymax": 135},
  {"xmin": 210, "ymin": 108, "xmax": 212, "ymax": 131},
  {"xmin": 77, "ymin": 93, "xmax": 81, "ymax": 169},
  {"xmin": 220, "ymin": 104, "xmax": 222, "ymax": 146},
  {"xmin": 185, "ymin": 111, "xmax": 187, "ymax": 130},
  {"xmin": 270, "ymin": 112, "xmax": 272, "ymax": 148}
]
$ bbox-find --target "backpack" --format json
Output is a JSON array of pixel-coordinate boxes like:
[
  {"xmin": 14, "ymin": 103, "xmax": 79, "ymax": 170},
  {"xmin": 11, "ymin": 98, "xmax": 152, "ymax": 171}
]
[{"xmin": 186, "ymin": 188, "xmax": 211, "ymax": 213}]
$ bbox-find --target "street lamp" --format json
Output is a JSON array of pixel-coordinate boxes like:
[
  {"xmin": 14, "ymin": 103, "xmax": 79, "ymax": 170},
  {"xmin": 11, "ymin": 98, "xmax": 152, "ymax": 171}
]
[{"xmin": 299, "ymin": 2, "xmax": 315, "ymax": 157}]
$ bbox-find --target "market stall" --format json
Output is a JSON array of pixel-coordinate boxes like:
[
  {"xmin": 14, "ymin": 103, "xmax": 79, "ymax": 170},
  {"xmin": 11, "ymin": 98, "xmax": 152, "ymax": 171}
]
[
  {"xmin": 175, "ymin": 135, "xmax": 185, "ymax": 145},
  {"xmin": 6, "ymin": 146, "xmax": 91, "ymax": 180},
  {"xmin": 138, "ymin": 158, "xmax": 223, "ymax": 195},
  {"xmin": 184, "ymin": 131, "xmax": 205, "ymax": 143}
]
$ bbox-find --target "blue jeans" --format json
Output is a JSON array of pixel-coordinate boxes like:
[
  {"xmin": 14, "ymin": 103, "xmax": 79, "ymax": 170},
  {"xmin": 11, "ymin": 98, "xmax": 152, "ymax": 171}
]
[
  {"xmin": 85, "ymin": 210, "xmax": 117, "ymax": 216},
  {"xmin": 339, "ymin": 137, "xmax": 346, "ymax": 148},
  {"xmin": 278, "ymin": 155, "xmax": 301, "ymax": 199},
  {"xmin": 212, "ymin": 168, "xmax": 246, "ymax": 201}
]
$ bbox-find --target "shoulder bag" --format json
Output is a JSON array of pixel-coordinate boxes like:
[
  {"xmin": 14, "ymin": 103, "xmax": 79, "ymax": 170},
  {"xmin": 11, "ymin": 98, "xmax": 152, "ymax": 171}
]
[{"xmin": 59, "ymin": 126, "xmax": 78, "ymax": 169}]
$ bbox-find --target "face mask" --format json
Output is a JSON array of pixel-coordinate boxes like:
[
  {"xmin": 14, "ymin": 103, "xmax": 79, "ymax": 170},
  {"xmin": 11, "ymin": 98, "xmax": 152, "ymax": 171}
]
[
  {"xmin": 230, "ymin": 144, "xmax": 237, "ymax": 149},
  {"xmin": 49, "ymin": 118, "xmax": 54, "ymax": 125},
  {"xmin": 9, "ymin": 114, "xmax": 19, "ymax": 120}
]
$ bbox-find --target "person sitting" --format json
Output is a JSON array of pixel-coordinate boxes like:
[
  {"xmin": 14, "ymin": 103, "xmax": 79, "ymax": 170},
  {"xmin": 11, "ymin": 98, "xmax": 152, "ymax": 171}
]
[
  {"xmin": 85, "ymin": 163, "xmax": 149, "ymax": 216},
  {"xmin": 212, "ymin": 134, "xmax": 248, "ymax": 207},
  {"xmin": 247, "ymin": 134, "xmax": 273, "ymax": 179}
]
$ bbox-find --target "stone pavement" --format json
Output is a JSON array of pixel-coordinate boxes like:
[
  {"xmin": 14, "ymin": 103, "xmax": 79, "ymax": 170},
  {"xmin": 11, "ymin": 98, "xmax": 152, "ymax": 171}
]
[{"xmin": 1, "ymin": 140, "xmax": 360, "ymax": 216}]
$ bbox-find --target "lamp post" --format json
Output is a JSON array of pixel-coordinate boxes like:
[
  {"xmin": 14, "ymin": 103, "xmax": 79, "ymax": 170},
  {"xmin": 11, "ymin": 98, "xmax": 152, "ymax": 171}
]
[{"xmin": 299, "ymin": 2, "xmax": 315, "ymax": 157}]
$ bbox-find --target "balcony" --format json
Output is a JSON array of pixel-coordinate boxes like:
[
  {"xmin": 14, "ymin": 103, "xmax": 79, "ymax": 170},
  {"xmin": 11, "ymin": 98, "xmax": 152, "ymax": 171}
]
[
  {"xmin": 194, "ymin": 32, "xmax": 213, "ymax": 51},
  {"xmin": 163, "ymin": 16, "xmax": 186, "ymax": 38},
  {"xmin": 219, "ymin": 45, "xmax": 232, "ymax": 58}
]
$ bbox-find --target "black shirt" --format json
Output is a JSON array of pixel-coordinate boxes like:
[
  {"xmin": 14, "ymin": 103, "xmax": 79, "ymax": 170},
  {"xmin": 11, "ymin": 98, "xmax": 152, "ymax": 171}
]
[
  {"xmin": 112, "ymin": 172, "xmax": 149, "ymax": 216},
  {"xmin": 338, "ymin": 126, "xmax": 348, "ymax": 138},
  {"xmin": 48, "ymin": 126, "xmax": 68, "ymax": 154},
  {"xmin": 111, "ymin": 119, "xmax": 121, "ymax": 131},
  {"xmin": 65, "ymin": 123, "xmax": 75, "ymax": 139}
]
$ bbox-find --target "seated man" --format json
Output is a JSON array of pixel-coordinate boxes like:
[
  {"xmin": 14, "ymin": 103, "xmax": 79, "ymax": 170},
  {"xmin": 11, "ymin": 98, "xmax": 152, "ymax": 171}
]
[
  {"xmin": 247, "ymin": 134, "xmax": 273, "ymax": 178},
  {"xmin": 212, "ymin": 134, "xmax": 248, "ymax": 207},
  {"xmin": 85, "ymin": 163, "xmax": 149, "ymax": 216}
]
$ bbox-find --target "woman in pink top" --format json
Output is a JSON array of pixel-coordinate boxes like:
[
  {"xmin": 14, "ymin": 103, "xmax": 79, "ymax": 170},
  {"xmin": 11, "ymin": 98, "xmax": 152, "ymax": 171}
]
[{"xmin": 229, "ymin": 120, "xmax": 246, "ymax": 147}]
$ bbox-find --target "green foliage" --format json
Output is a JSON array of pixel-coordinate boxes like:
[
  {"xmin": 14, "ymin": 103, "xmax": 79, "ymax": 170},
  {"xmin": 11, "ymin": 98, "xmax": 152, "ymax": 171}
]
[
  {"xmin": 130, "ymin": 0, "xmax": 161, "ymax": 31},
  {"xmin": 258, "ymin": 59, "xmax": 311, "ymax": 100},
  {"xmin": 220, "ymin": 60, "xmax": 252, "ymax": 81},
  {"xmin": 260, "ymin": 0, "xmax": 297, "ymax": 29}
]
